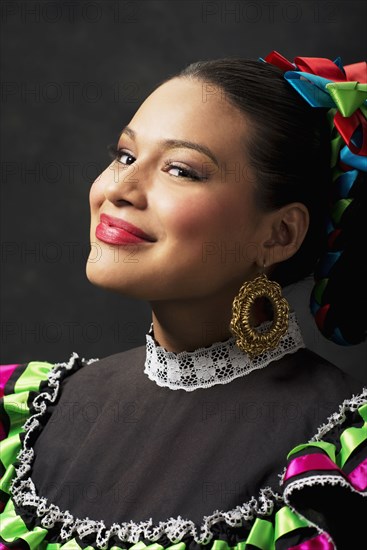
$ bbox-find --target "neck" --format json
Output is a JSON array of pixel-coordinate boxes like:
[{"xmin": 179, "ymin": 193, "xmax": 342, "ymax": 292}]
[
  {"xmin": 150, "ymin": 293, "xmax": 269, "ymax": 353},
  {"xmin": 150, "ymin": 301, "xmax": 231, "ymax": 353}
]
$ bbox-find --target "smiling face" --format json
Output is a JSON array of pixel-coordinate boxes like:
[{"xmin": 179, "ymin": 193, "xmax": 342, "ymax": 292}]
[{"xmin": 87, "ymin": 77, "xmax": 272, "ymax": 303}]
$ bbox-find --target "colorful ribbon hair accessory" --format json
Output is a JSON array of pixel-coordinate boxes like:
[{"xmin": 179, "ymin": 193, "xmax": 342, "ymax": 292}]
[
  {"xmin": 260, "ymin": 51, "xmax": 367, "ymax": 171},
  {"xmin": 260, "ymin": 51, "xmax": 367, "ymax": 346}
]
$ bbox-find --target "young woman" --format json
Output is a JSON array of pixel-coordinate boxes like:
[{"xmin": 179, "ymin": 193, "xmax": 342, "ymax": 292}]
[{"xmin": 1, "ymin": 51, "xmax": 366, "ymax": 549}]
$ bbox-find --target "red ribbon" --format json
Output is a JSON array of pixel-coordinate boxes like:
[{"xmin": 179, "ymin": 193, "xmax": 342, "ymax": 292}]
[
  {"xmin": 265, "ymin": 51, "xmax": 367, "ymax": 83},
  {"xmin": 335, "ymin": 110, "xmax": 367, "ymax": 156},
  {"xmin": 294, "ymin": 56, "xmax": 346, "ymax": 81},
  {"xmin": 264, "ymin": 51, "xmax": 367, "ymax": 157}
]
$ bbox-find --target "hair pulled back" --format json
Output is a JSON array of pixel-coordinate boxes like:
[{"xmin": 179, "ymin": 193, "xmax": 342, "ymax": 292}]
[{"xmin": 165, "ymin": 58, "xmax": 366, "ymax": 346}]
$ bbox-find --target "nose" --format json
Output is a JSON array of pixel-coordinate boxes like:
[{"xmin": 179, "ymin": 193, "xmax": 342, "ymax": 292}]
[{"xmin": 103, "ymin": 160, "xmax": 148, "ymax": 209}]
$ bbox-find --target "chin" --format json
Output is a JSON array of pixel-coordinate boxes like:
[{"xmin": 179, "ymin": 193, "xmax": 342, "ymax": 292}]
[
  {"xmin": 86, "ymin": 260, "xmax": 119, "ymax": 290},
  {"xmin": 85, "ymin": 259, "xmax": 145, "ymax": 299}
]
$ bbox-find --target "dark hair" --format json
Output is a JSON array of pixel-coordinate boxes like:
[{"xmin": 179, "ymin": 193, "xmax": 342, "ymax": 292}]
[{"xmin": 160, "ymin": 58, "xmax": 366, "ymax": 345}]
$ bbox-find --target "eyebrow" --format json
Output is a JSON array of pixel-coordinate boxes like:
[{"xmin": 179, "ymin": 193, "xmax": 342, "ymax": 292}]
[{"xmin": 119, "ymin": 125, "xmax": 219, "ymax": 167}]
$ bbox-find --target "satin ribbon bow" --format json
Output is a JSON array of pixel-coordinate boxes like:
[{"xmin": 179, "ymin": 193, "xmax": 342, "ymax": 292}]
[{"xmin": 260, "ymin": 51, "xmax": 367, "ymax": 172}]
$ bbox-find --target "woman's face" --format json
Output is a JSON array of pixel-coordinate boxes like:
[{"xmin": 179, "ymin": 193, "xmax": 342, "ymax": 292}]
[{"xmin": 87, "ymin": 77, "xmax": 271, "ymax": 302}]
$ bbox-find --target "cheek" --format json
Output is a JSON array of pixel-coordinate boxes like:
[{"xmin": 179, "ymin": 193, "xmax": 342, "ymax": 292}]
[
  {"xmin": 161, "ymin": 191, "xmax": 249, "ymax": 238},
  {"xmin": 156, "ymin": 192, "xmax": 224, "ymax": 242},
  {"xmin": 159, "ymin": 189, "xmax": 262, "ymax": 269}
]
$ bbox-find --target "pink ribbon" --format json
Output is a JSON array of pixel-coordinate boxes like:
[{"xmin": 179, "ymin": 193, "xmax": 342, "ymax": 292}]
[
  {"xmin": 285, "ymin": 453, "xmax": 367, "ymax": 492},
  {"xmin": 347, "ymin": 457, "xmax": 367, "ymax": 491},
  {"xmin": 0, "ymin": 364, "xmax": 19, "ymax": 398},
  {"xmin": 289, "ymin": 532, "xmax": 335, "ymax": 550},
  {"xmin": 284, "ymin": 454, "xmax": 339, "ymax": 480}
]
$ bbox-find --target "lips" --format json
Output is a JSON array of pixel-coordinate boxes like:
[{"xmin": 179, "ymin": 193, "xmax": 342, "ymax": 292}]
[{"xmin": 96, "ymin": 213, "xmax": 155, "ymax": 245}]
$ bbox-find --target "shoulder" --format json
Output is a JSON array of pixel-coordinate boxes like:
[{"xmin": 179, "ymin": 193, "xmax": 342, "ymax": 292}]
[
  {"xmin": 74, "ymin": 344, "xmax": 146, "ymax": 379},
  {"xmin": 0, "ymin": 356, "xmax": 72, "ymax": 444},
  {"xmin": 0, "ymin": 346, "xmax": 146, "ymax": 439},
  {"xmin": 0, "ymin": 347, "xmax": 146, "ymax": 493},
  {"xmin": 1, "ymin": 359, "xmax": 57, "ymax": 441},
  {"xmin": 0, "ymin": 345, "xmax": 146, "ymax": 393},
  {"xmin": 1, "ymin": 359, "xmax": 56, "ymax": 397},
  {"xmin": 264, "ymin": 346, "xmax": 363, "ymax": 401}
]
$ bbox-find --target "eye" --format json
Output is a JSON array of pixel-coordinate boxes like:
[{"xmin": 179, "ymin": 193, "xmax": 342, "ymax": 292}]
[
  {"xmin": 168, "ymin": 165, "xmax": 200, "ymax": 180},
  {"xmin": 163, "ymin": 160, "xmax": 207, "ymax": 182},
  {"xmin": 107, "ymin": 144, "xmax": 135, "ymax": 166},
  {"xmin": 118, "ymin": 152, "xmax": 135, "ymax": 165}
]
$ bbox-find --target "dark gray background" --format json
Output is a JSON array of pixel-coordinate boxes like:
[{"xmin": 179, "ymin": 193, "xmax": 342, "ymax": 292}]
[{"xmin": 1, "ymin": 0, "xmax": 366, "ymax": 382}]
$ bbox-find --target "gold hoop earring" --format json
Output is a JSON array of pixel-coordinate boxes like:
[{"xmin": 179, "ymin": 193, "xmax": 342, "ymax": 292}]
[{"xmin": 230, "ymin": 272, "xmax": 289, "ymax": 358}]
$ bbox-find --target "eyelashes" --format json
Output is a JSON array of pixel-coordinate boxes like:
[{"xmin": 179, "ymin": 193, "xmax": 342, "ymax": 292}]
[
  {"xmin": 107, "ymin": 143, "xmax": 135, "ymax": 166},
  {"xmin": 107, "ymin": 143, "xmax": 207, "ymax": 182},
  {"xmin": 162, "ymin": 159, "xmax": 206, "ymax": 182}
]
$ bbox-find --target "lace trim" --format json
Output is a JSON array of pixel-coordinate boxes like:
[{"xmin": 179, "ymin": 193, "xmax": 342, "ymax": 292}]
[
  {"xmin": 144, "ymin": 312, "xmax": 304, "ymax": 391},
  {"xmin": 9, "ymin": 354, "xmax": 367, "ymax": 549},
  {"xmin": 278, "ymin": 386, "xmax": 367, "ymax": 485},
  {"xmin": 284, "ymin": 474, "xmax": 367, "ymax": 498},
  {"xmin": 310, "ymin": 387, "xmax": 367, "ymax": 441}
]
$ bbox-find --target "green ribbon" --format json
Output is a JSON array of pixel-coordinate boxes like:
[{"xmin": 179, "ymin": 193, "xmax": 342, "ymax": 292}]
[
  {"xmin": 61, "ymin": 541, "xmax": 95, "ymax": 550},
  {"xmin": 326, "ymin": 81, "xmax": 367, "ymax": 117},
  {"xmin": 211, "ymin": 541, "xmax": 232, "ymax": 550},
  {"xmin": 0, "ymin": 462, "xmax": 15, "ymax": 495},
  {"xmin": 0, "ymin": 361, "xmax": 55, "ymax": 446},
  {"xmin": 0, "ymin": 498, "xmax": 48, "ymax": 547},
  {"xmin": 314, "ymin": 278, "xmax": 328, "ymax": 305},
  {"xmin": 274, "ymin": 506, "xmax": 309, "ymax": 540},
  {"xmin": 14, "ymin": 360, "xmax": 55, "ymax": 394},
  {"xmin": 0, "ymin": 433, "xmax": 22, "ymax": 468},
  {"xmin": 245, "ymin": 517, "xmax": 274, "ymax": 549},
  {"xmin": 2, "ymin": 392, "xmax": 30, "ymax": 438},
  {"xmin": 337, "ymin": 403, "xmax": 367, "ymax": 467},
  {"xmin": 286, "ymin": 405, "xmax": 367, "ymax": 470},
  {"xmin": 287, "ymin": 440, "xmax": 336, "ymax": 462},
  {"xmin": 129, "ymin": 543, "xmax": 154, "ymax": 550},
  {"xmin": 325, "ymin": 82, "xmax": 367, "ymax": 117},
  {"xmin": 330, "ymin": 133, "xmax": 344, "ymax": 170},
  {"xmin": 331, "ymin": 198, "xmax": 353, "ymax": 225},
  {"xmin": 164, "ymin": 544, "xmax": 187, "ymax": 550},
  {"xmin": 51, "ymin": 541, "xmax": 86, "ymax": 550}
]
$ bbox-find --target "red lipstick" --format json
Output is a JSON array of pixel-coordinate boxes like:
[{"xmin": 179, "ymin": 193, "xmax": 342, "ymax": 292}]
[{"xmin": 96, "ymin": 213, "xmax": 154, "ymax": 245}]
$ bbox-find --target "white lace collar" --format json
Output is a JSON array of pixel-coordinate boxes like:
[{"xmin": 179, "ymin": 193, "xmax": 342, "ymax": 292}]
[{"xmin": 144, "ymin": 312, "xmax": 305, "ymax": 391}]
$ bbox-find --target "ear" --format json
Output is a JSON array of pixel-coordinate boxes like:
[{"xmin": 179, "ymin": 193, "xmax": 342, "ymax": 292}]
[{"xmin": 258, "ymin": 203, "xmax": 309, "ymax": 268}]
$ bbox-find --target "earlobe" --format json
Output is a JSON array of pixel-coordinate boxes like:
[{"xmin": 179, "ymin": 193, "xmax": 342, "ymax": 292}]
[{"xmin": 261, "ymin": 203, "xmax": 309, "ymax": 267}]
